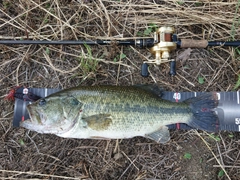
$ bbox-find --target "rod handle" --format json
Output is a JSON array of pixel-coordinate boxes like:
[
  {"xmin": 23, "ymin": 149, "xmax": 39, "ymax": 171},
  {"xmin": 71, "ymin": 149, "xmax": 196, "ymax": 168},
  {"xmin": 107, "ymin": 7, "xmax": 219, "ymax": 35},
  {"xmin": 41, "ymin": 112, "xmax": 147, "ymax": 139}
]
[{"xmin": 180, "ymin": 39, "xmax": 208, "ymax": 48}]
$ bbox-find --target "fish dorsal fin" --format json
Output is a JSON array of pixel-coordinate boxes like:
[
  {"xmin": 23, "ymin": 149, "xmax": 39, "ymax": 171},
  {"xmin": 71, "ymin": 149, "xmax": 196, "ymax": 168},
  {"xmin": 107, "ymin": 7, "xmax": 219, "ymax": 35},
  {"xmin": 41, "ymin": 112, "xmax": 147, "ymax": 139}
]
[
  {"xmin": 134, "ymin": 84, "xmax": 163, "ymax": 97},
  {"xmin": 82, "ymin": 114, "xmax": 112, "ymax": 131},
  {"xmin": 145, "ymin": 126, "xmax": 170, "ymax": 144}
]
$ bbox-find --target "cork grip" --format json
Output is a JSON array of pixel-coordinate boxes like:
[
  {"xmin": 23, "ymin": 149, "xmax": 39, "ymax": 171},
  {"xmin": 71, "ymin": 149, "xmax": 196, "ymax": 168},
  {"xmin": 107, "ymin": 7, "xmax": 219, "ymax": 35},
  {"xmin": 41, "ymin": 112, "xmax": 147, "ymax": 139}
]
[{"xmin": 181, "ymin": 39, "xmax": 208, "ymax": 48}]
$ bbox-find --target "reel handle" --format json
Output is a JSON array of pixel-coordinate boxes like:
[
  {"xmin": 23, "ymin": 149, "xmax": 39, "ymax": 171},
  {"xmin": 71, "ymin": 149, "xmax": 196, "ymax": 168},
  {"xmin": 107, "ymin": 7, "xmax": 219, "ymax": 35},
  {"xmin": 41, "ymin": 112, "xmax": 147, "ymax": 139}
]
[
  {"xmin": 140, "ymin": 60, "xmax": 176, "ymax": 77},
  {"xmin": 141, "ymin": 63, "xmax": 149, "ymax": 77},
  {"xmin": 169, "ymin": 60, "xmax": 176, "ymax": 76}
]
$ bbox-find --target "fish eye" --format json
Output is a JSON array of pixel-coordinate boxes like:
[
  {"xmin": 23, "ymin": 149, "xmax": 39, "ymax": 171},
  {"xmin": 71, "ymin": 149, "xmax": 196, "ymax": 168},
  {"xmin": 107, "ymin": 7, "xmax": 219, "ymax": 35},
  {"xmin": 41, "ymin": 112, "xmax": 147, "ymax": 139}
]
[{"xmin": 39, "ymin": 99, "xmax": 46, "ymax": 106}]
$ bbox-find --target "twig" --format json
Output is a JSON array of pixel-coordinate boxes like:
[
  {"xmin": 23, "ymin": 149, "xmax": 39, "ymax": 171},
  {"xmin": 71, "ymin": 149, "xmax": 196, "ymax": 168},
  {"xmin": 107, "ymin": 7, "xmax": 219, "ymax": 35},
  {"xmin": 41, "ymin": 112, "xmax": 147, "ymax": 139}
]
[
  {"xmin": 118, "ymin": 152, "xmax": 139, "ymax": 180},
  {"xmin": 216, "ymin": 142, "xmax": 225, "ymax": 167},
  {"xmin": 26, "ymin": 132, "xmax": 40, "ymax": 154},
  {"xmin": 213, "ymin": 165, "xmax": 240, "ymax": 168},
  {"xmin": 0, "ymin": 170, "xmax": 87, "ymax": 179}
]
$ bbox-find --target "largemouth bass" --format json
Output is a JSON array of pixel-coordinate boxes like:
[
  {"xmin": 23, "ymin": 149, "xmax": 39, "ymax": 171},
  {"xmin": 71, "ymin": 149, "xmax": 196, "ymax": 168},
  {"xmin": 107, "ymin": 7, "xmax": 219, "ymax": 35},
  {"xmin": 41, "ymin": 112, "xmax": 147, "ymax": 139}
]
[{"xmin": 20, "ymin": 85, "xmax": 219, "ymax": 143}]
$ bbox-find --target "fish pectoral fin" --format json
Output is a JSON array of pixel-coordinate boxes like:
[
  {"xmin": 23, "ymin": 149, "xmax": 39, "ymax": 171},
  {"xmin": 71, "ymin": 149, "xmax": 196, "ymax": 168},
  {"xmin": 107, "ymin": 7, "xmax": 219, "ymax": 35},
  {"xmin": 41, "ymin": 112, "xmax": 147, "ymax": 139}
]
[
  {"xmin": 82, "ymin": 114, "xmax": 112, "ymax": 131},
  {"xmin": 145, "ymin": 126, "xmax": 170, "ymax": 144}
]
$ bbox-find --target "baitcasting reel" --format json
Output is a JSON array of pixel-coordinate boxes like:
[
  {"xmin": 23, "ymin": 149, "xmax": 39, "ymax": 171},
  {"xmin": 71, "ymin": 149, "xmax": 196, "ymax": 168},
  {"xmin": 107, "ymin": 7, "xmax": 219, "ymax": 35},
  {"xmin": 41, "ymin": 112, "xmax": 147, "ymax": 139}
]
[{"xmin": 139, "ymin": 27, "xmax": 178, "ymax": 77}]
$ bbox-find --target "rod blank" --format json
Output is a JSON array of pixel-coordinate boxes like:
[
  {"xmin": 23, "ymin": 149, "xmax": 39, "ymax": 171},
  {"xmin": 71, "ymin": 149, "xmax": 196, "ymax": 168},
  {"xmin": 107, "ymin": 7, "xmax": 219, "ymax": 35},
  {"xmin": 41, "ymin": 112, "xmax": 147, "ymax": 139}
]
[{"xmin": 0, "ymin": 40, "xmax": 98, "ymax": 45}]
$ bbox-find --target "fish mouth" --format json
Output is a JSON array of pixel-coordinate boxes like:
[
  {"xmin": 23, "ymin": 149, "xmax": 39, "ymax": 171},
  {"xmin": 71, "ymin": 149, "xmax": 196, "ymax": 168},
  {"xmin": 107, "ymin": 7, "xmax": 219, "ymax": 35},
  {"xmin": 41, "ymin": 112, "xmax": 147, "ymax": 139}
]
[
  {"xmin": 26, "ymin": 105, "xmax": 41, "ymax": 124},
  {"xmin": 20, "ymin": 105, "xmax": 44, "ymax": 130},
  {"xmin": 22, "ymin": 105, "xmax": 32, "ymax": 123},
  {"xmin": 19, "ymin": 105, "xmax": 33, "ymax": 127}
]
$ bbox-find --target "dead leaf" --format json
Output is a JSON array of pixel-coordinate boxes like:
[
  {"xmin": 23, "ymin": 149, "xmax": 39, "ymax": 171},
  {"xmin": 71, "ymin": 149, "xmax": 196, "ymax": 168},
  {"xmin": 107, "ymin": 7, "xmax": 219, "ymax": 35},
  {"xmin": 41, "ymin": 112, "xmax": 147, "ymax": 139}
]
[
  {"xmin": 113, "ymin": 152, "xmax": 123, "ymax": 160},
  {"xmin": 176, "ymin": 48, "xmax": 192, "ymax": 65}
]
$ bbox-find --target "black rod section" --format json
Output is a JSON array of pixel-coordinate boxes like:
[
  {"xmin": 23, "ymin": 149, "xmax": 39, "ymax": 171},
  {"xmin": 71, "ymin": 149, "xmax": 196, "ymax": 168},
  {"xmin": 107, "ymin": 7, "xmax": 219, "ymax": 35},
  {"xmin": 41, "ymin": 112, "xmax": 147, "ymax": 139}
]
[
  {"xmin": 96, "ymin": 39, "xmax": 136, "ymax": 46},
  {"xmin": 208, "ymin": 41, "xmax": 240, "ymax": 47},
  {"xmin": 0, "ymin": 40, "xmax": 98, "ymax": 45},
  {"xmin": 0, "ymin": 39, "xmax": 137, "ymax": 46},
  {"xmin": 0, "ymin": 39, "xmax": 155, "ymax": 47}
]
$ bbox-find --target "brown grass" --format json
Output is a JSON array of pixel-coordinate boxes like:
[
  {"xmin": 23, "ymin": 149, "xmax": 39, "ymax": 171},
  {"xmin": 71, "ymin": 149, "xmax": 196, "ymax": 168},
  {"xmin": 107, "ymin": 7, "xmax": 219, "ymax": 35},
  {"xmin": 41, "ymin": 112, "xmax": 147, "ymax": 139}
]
[{"xmin": 1, "ymin": 0, "xmax": 240, "ymax": 179}]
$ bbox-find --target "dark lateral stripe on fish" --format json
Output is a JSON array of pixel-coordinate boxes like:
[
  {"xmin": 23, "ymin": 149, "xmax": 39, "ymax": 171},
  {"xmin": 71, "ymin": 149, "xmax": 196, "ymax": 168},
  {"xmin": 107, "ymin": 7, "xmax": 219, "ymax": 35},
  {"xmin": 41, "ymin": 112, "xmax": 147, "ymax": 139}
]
[{"xmin": 83, "ymin": 103, "xmax": 191, "ymax": 114}]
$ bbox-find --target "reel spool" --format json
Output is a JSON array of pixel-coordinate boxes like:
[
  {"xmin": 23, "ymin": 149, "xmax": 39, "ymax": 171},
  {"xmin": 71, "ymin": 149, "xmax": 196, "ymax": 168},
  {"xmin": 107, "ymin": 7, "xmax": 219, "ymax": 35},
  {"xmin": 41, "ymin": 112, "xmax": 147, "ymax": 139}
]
[{"xmin": 141, "ymin": 27, "xmax": 177, "ymax": 77}]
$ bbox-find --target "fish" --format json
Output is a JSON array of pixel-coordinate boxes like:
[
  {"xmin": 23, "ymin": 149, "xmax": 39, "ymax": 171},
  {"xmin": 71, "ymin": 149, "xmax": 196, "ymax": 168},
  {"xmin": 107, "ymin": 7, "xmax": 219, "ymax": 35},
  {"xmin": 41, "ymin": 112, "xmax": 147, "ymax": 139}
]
[{"xmin": 20, "ymin": 85, "xmax": 219, "ymax": 143}]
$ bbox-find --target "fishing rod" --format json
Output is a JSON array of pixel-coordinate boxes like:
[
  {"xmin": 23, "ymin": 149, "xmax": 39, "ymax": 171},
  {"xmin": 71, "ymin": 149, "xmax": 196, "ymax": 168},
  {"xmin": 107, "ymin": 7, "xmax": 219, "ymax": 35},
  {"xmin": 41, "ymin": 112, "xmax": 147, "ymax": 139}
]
[{"xmin": 1, "ymin": 27, "xmax": 240, "ymax": 76}]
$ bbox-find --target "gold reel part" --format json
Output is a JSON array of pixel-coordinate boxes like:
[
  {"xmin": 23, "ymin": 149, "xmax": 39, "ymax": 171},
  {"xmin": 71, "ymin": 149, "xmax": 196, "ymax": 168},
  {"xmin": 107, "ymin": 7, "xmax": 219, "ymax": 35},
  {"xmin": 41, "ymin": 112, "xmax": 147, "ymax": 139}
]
[{"xmin": 150, "ymin": 27, "xmax": 176, "ymax": 65}]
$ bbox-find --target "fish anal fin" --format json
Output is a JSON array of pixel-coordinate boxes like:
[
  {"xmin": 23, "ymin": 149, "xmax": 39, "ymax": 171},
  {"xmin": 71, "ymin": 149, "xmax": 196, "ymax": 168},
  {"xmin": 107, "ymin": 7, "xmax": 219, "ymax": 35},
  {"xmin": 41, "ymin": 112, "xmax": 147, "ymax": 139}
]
[
  {"xmin": 83, "ymin": 114, "xmax": 112, "ymax": 131},
  {"xmin": 145, "ymin": 126, "xmax": 170, "ymax": 144}
]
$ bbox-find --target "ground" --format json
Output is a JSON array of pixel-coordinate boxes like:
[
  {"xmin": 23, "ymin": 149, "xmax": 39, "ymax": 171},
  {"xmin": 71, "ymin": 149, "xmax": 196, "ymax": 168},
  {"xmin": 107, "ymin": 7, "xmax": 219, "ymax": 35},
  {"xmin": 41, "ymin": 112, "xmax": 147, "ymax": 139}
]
[{"xmin": 1, "ymin": 0, "xmax": 240, "ymax": 179}]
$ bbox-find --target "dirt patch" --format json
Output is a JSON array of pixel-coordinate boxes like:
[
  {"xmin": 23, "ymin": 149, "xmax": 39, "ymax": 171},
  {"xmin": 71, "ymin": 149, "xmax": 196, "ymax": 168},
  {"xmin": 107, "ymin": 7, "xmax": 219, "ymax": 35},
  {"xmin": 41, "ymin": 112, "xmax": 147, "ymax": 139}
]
[
  {"xmin": 176, "ymin": 132, "xmax": 217, "ymax": 180},
  {"xmin": 1, "ymin": 0, "xmax": 240, "ymax": 179}
]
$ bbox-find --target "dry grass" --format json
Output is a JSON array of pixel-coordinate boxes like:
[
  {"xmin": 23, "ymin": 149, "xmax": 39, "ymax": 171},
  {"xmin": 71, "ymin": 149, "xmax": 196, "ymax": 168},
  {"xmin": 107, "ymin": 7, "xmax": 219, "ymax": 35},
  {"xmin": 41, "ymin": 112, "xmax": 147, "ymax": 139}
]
[{"xmin": 1, "ymin": 0, "xmax": 240, "ymax": 179}]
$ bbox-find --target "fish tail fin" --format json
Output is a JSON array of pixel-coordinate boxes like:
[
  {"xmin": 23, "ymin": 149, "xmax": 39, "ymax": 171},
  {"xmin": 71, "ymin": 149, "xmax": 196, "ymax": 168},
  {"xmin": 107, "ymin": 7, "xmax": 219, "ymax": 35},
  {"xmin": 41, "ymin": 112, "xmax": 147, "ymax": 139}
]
[{"xmin": 185, "ymin": 92, "xmax": 219, "ymax": 132}]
